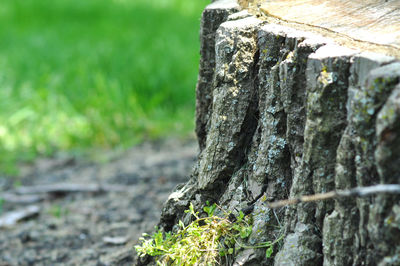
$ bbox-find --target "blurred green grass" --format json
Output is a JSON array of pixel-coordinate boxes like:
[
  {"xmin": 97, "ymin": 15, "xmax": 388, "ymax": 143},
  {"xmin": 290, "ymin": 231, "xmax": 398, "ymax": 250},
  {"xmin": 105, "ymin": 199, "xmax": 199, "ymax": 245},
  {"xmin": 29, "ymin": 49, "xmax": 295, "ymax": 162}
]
[{"xmin": 0, "ymin": 0, "xmax": 208, "ymax": 174}]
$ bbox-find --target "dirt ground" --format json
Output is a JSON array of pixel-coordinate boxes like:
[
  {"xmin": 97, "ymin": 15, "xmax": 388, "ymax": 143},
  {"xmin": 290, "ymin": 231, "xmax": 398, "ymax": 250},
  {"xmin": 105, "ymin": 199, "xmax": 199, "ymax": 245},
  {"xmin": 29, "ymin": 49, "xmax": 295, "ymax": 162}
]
[{"xmin": 0, "ymin": 138, "xmax": 198, "ymax": 265}]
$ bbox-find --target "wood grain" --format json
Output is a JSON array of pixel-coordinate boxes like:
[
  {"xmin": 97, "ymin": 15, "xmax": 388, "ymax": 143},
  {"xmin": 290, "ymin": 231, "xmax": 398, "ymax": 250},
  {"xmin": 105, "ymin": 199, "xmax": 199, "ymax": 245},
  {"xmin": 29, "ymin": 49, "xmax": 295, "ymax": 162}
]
[{"xmin": 242, "ymin": 0, "xmax": 400, "ymax": 56}]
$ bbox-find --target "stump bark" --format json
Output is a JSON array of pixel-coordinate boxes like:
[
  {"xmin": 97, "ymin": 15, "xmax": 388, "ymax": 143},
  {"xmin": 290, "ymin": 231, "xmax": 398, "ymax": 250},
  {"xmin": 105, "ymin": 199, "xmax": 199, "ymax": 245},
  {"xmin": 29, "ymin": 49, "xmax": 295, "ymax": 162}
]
[{"xmin": 157, "ymin": 1, "xmax": 400, "ymax": 265}]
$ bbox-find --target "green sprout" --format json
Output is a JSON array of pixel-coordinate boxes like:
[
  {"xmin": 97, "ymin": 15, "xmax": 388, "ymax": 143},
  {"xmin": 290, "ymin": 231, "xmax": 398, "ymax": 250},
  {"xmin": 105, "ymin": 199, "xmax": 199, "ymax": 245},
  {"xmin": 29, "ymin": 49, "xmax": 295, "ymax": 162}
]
[
  {"xmin": 48, "ymin": 204, "xmax": 68, "ymax": 218},
  {"xmin": 135, "ymin": 202, "xmax": 283, "ymax": 265}
]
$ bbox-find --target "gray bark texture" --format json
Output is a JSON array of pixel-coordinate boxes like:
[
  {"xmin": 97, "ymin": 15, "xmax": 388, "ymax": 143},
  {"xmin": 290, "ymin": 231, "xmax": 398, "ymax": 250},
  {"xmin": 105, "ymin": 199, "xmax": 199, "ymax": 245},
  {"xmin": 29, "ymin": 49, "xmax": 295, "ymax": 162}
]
[{"xmin": 155, "ymin": 1, "xmax": 400, "ymax": 265}]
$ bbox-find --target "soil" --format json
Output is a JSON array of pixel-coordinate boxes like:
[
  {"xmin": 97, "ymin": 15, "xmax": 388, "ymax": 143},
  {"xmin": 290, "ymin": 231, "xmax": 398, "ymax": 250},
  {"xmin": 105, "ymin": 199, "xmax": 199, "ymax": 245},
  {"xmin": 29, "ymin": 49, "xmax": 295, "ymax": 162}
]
[{"xmin": 0, "ymin": 138, "xmax": 198, "ymax": 266}]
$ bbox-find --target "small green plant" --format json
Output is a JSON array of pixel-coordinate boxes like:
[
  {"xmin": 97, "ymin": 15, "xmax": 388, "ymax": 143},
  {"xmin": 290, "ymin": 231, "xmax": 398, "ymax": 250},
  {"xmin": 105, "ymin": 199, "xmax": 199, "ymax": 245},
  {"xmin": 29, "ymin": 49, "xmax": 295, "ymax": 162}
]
[
  {"xmin": 135, "ymin": 202, "xmax": 283, "ymax": 265},
  {"xmin": 48, "ymin": 204, "xmax": 68, "ymax": 218}
]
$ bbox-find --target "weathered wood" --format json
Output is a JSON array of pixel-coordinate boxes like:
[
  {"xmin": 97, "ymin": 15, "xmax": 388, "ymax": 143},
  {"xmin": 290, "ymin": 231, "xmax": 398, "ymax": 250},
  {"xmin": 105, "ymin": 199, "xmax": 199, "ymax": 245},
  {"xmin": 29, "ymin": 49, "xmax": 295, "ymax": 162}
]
[
  {"xmin": 2, "ymin": 192, "xmax": 46, "ymax": 204},
  {"xmin": 0, "ymin": 205, "xmax": 40, "ymax": 228},
  {"xmin": 14, "ymin": 183, "xmax": 126, "ymax": 195},
  {"xmin": 102, "ymin": 236, "xmax": 129, "ymax": 245},
  {"xmin": 241, "ymin": 0, "xmax": 400, "ymax": 57},
  {"xmin": 158, "ymin": 1, "xmax": 400, "ymax": 264}
]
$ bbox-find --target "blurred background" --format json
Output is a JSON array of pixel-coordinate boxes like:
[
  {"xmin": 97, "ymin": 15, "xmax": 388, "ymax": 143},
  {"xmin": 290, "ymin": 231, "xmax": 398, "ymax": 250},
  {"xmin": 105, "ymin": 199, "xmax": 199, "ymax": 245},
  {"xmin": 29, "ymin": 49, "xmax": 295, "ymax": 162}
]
[{"xmin": 0, "ymin": 0, "xmax": 209, "ymax": 175}]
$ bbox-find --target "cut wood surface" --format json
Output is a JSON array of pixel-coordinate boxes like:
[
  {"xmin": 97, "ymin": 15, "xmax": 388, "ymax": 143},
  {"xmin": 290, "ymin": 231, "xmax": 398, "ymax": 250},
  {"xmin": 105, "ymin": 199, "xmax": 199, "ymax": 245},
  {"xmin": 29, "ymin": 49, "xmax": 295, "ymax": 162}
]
[{"xmin": 242, "ymin": 0, "xmax": 400, "ymax": 57}]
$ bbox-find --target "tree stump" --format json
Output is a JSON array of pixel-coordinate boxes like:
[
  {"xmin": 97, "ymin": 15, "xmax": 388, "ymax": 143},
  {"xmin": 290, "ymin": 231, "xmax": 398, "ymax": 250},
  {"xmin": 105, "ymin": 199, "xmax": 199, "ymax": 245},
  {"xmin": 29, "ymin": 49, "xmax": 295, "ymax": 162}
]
[{"xmin": 155, "ymin": 1, "xmax": 400, "ymax": 265}]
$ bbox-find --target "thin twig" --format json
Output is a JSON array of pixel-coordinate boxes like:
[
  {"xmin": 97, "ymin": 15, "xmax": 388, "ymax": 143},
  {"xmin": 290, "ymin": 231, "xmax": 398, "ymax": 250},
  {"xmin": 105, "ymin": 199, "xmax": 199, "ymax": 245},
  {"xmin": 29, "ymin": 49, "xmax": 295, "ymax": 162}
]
[
  {"xmin": 13, "ymin": 183, "xmax": 126, "ymax": 195},
  {"xmin": 266, "ymin": 184, "xmax": 400, "ymax": 209}
]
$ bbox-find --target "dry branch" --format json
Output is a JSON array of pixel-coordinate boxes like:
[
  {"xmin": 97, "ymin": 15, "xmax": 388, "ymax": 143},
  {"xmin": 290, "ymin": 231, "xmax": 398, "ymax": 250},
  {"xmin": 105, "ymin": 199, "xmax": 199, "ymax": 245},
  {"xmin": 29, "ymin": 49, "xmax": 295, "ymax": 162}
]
[
  {"xmin": 0, "ymin": 205, "xmax": 40, "ymax": 228},
  {"xmin": 2, "ymin": 193, "xmax": 47, "ymax": 204},
  {"xmin": 13, "ymin": 183, "xmax": 127, "ymax": 195},
  {"xmin": 103, "ymin": 236, "xmax": 129, "ymax": 245},
  {"xmin": 266, "ymin": 184, "xmax": 400, "ymax": 208}
]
